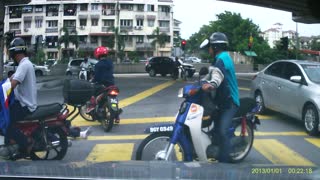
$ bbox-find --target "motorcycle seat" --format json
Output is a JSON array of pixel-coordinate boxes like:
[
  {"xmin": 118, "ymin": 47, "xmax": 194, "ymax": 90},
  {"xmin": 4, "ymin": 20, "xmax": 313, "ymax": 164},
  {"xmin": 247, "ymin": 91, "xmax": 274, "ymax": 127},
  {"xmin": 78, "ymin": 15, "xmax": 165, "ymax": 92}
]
[{"xmin": 23, "ymin": 103, "xmax": 62, "ymax": 121}]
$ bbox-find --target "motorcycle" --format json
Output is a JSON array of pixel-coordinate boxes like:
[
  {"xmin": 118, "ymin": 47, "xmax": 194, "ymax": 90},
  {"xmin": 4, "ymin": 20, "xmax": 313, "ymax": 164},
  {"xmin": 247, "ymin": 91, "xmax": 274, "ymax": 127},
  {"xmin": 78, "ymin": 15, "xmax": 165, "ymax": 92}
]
[
  {"xmin": 79, "ymin": 67, "xmax": 93, "ymax": 81},
  {"xmin": 0, "ymin": 103, "xmax": 72, "ymax": 161},
  {"xmin": 79, "ymin": 84, "xmax": 122, "ymax": 132},
  {"xmin": 136, "ymin": 69, "xmax": 261, "ymax": 163},
  {"xmin": 172, "ymin": 65, "xmax": 187, "ymax": 81}
]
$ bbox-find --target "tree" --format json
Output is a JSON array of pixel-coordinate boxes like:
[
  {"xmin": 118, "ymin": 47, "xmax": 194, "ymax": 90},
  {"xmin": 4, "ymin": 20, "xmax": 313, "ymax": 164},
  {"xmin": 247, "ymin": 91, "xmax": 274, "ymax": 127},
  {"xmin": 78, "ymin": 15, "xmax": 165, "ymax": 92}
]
[
  {"xmin": 0, "ymin": 0, "xmax": 31, "ymax": 79},
  {"xmin": 107, "ymin": 26, "xmax": 128, "ymax": 63},
  {"xmin": 310, "ymin": 38, "xmax": 320, "ymax": 51},
  {"xmin": 187, "ymin": 11, "xmax": 275, "ymax": 64},
  {"xmin": 149, "ymin": 27, "xmax": 168, "ymax": 56},
  {"xmin": 58, "ymin": 27, "xmax": 79, "ymax": 61}
]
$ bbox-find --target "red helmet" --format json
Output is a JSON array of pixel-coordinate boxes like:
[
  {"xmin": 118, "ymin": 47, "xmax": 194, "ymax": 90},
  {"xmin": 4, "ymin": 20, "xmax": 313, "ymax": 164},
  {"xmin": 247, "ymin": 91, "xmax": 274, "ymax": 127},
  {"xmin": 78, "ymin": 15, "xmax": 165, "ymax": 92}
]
[{"xmin": 94, "ymin": 46, "xmax": 109, "ymax": 59}]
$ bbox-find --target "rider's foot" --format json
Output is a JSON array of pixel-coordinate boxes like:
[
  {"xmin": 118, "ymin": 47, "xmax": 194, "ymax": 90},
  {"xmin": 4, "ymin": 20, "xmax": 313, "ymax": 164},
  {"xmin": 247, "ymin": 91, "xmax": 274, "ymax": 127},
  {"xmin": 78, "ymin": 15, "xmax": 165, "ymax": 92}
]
[
  {"xmin": 80, "ymin": 126, "xmax": 92, "ymax": 139},
  {"xmin": 115, "ymin": 117, "xmax": 120, "ymax": 124}
]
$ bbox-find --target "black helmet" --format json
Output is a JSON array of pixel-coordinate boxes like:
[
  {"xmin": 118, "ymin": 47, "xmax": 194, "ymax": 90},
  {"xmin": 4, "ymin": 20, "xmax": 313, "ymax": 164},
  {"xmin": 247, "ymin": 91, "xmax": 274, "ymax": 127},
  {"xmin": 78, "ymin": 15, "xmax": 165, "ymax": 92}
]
[
  {"xmin": 9, "ymin": 37, "xmax": 27, "ymax": 58},
  {"xmin": 200, "ymin": 32, "xmax": 228, "ymax": 51}
]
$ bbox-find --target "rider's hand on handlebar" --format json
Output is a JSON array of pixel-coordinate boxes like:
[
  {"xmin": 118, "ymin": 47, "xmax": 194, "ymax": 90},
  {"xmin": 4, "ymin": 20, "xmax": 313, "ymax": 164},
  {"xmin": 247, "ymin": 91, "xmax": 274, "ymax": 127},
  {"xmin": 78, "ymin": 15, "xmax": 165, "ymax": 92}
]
[{"xmin": 202, "ymin": 83, "xmax": 214, "ymax": 92}]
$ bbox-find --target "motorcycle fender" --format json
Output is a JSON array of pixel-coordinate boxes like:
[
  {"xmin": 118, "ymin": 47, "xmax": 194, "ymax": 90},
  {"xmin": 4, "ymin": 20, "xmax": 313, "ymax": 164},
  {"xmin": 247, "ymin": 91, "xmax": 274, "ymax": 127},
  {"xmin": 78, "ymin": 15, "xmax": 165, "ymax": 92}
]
[
  {"xmin": 144, "ymin": 123, "xmax": 175, "ymax": 134},
  {"xmin": 184, "ymin": 103, "xmax": 211, "ymax": 161}
]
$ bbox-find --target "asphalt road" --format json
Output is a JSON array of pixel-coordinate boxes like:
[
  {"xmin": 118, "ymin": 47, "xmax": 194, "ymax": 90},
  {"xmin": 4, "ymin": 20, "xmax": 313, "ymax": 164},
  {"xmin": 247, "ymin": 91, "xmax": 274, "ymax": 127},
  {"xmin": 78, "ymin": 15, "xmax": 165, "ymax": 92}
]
[{"xmin": 1, "ymin": 74, "xmax": 319, "ymax": 179}]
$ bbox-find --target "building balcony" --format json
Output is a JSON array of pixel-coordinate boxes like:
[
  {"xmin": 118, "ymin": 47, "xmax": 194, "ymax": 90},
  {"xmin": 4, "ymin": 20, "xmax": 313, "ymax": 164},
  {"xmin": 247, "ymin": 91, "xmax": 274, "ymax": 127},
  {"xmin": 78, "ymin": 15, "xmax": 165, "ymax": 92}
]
[
  {"xmin": 136, "ymin": 43, "xmax": 153, "ymax": 51},
  {"xmin": 46, "ymin": 28, "xmax": 58, "ymax": 33},
  {"xmin": 120, "ymin": 26, "xmax": 133, "ymax": 32},
  {"xmin": 79, "ymin": 43, "xmax": 98, "ymax": 50},
  {"xmin": 102, "ymin": 9, "xmax": 115, "ymax": 16},
  {"xmin": 159, "ymin": 27, "xmax": 170, "ymax": 33},
  {"xmin": 78, "ymin": 14, "xmax": 88, "ymax": 19},
  {"xmin": 101, "ymin": 26, "xmax": 114, "ymax": 33},
  {"xmin": 158, "ymin": 12, "xmax": 170, "ymax": 20},
  {"xmin": 23, "ymin": 16, "xmax": 32, "ymax": 21}
]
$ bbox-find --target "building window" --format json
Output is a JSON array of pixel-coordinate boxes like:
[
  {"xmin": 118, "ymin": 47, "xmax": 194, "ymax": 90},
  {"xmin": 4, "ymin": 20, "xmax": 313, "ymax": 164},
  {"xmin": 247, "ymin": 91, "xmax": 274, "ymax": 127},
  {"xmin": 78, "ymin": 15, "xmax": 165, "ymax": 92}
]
[
  {"xmin": 47, "ymin": 20, "xmax": 58, "ymax": 28},
  {"xmin": 80, "ymin": 19, "xmax": 87, "ymax": 26},
  {"xmin": 47, "ymin": 52, "xmax": 58, "ymax": 59},
  {"xmin": 147, "ymin": 5, "xmax": 154, "ymax": 12},
  {"xmin": 46, "ymin": 36, "xmax": 58, "ymax": 48},
  {"xmin": 64, "ymin": 20, "xmax": 76, "ymax": 27},
  {"xmin": 64, "ymin": 4, "xmax": 77, "ymax": 16},
  {"xmin": 35, "ymin": 5, "xmax": 43, "ymax": 13},
  {"xmin": 148, "ymin": 20, "xmax": 154, "ymax": 27},
  {"xmin": 102, "ymin": 4, "xmax": 115, "ymax": 16},
  {"xmin": 24, "ymin": 21, "xmax": 31, "ymax": 29},
  {"xmin": 46, "ymin": 5, "xmax": 59, "ymax": 17},
  {"xmin": 136, "ymin": 19, "xmax": 144, "ymax": 27},
  {"xmin": 80, "ymin": 4, "xmax": 88, "ymax": 11},
  {"xmin": 79, "ymin": 36, "xmax": 87, "ymax": 44},
  {"xmin": 35, "ymin": 20, "xmax": 43, "ymax": 28},
  {"xmin": 90, "ymin": 36, "xmax": 98, "ymax": 44},
  {"xmin": 159, "ymin": 21, "xmax": 169, "ymax": 27},
  {"xmin": 91, "ymin": 4, "xmax": 99, "ymax": 11},
  {"xmin": 137, "ymin": 4, "xmax": 144, "ymax": 12},
  {"xmin": 22, "ymin": 6, "xmax": 33, "ymax": 13},
  {"xmin": 91, "ymin": 19, "xmax": 99, "ymax": 26},
  {"xmin": 159, "ymin": 6, "xmax": 170, "ymax": 13},
  {"xmin": 121, "ymin": 4, "xmax": 133, "ymax": 11},
  {"xmin": 136, "ymin": 36, "xmax": 144, "ymax": 43},
  {"xmin": 9, "ymin": 22, "xmax": 21, "ymax": 30},
  {"xmin": 103, "ymin": 20, "xmax": 114, "ymax": 27},
  {"xmin": 9, "ymin": 7, "xmax": 22, "ymax": 18},
  {"xmin": 120, "ymin": 19, "xmax": 133, "ymax": 27}
]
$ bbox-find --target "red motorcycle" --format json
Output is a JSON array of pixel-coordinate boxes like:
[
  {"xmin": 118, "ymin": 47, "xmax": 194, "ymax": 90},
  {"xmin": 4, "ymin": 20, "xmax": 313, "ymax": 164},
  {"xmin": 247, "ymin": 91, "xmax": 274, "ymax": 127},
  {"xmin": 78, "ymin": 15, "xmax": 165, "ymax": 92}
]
[
  {"xmin": 0, "ymin": 103, "xmax": 72, "ymax": 160},
  {"xmin": 79, "ymin": 84, "xmax": 122, "ymax": 132}
]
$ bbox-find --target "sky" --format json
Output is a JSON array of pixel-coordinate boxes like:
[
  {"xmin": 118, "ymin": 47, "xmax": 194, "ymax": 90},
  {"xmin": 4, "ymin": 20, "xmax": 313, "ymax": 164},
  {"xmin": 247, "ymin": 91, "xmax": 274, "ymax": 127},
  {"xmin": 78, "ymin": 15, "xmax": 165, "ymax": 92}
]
[{"xmin": 173, "ymin": 0, "xmax": 320, "ymax": 39}]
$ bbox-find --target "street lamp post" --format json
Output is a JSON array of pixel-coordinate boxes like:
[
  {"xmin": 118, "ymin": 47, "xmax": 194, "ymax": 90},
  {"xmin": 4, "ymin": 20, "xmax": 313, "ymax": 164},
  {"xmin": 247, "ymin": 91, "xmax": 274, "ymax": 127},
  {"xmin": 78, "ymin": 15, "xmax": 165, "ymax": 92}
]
[{"xmin": 115, "ymin": 0, "xmax": 120, "ymax": 64}]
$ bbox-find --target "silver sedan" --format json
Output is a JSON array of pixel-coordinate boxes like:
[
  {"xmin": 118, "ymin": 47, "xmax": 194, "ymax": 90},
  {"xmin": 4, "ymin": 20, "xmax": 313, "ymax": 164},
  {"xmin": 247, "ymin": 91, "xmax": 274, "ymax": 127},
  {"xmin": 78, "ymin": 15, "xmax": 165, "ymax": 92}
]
[{"xmin": 251, "ymin": 60, "xmax": 320, "ymax": 136}]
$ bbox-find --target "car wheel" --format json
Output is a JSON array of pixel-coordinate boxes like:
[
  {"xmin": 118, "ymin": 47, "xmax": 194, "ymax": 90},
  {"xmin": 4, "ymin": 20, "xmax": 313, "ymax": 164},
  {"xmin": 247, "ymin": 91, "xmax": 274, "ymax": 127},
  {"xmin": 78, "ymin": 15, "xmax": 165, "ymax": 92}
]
[
  {"xmin": 66, "ymin": 71, "xmax": 72, "ymax": 76},
  {"xmin": 303, "ymin": 104, "xmax": 319, "ymax": 136},
  {"xmin": 255, "ymin": 91, "xmax": 266, "ymax": 114},
  {"xmin": 149, "ymin": 69, "xmax": 156, "ymax": 77},
  {"xmin": 35, "ymin": 70, "xmax": 43, "ymax": 77}
]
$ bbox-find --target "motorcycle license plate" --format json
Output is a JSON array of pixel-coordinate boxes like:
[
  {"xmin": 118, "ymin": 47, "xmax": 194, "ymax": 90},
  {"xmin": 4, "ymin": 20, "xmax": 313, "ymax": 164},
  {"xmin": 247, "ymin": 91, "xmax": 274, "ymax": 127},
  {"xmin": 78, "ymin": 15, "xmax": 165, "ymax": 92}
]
[{"xmin": 110, "ymin": 98, "xmax": 118, "ymax": 104}]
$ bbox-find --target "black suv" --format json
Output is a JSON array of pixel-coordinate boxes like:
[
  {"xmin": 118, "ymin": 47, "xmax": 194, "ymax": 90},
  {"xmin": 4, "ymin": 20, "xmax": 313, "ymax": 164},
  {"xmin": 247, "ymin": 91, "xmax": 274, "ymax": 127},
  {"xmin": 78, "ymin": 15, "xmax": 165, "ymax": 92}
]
[{"xmin": 145, "ymin": 56, "xmax": 195, "ymax": 77}]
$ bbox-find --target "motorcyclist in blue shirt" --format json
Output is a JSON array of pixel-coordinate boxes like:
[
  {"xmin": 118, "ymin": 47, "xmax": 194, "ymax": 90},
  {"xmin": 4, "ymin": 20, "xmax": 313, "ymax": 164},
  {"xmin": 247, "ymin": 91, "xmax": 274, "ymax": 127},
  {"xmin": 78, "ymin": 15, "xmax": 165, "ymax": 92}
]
[{"xmin": 200, "ymin": 32, "xmax": 240, "ymax": 163}]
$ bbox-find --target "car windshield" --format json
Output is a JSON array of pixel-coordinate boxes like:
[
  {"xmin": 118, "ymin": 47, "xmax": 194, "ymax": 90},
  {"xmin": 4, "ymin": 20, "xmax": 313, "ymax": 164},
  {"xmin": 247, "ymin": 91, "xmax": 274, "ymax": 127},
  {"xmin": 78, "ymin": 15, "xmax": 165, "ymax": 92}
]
[{"xmin": 302, "ymin": 64, "xmax": 320, "ymax": 84}]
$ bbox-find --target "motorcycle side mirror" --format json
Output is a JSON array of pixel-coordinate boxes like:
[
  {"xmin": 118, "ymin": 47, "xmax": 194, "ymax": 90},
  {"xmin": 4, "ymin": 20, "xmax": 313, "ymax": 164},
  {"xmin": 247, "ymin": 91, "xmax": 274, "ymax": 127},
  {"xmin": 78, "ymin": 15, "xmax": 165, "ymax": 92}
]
[
  {"xmin": 199, "ymin": 66, "xmax": 209, "ymax": 76},
  {"xmin": 200, "ymin": 39, "xmax": 209, "ymax": 49}
]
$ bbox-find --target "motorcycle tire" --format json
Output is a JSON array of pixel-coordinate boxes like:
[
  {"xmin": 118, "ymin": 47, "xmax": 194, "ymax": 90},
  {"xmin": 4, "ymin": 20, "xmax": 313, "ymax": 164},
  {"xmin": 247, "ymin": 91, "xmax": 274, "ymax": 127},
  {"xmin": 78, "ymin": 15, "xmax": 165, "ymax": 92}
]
[
  {"xmin": 229, "ymin": 120, "xmax": 254, "ymax": 163},
  {"xmin": 101, "ymin": 110, "xmax": 114, "ymax": 132},
  {"xmin": 79, "ymin": 104, "xmax": 95, "ymax": 121},
  {"xmin": 30, "ymin": 127, "xmax": 68, "ymax": 160},
  {"xmin": 135, "ymin": 132, "xmax": 186, "ymax": 161}
]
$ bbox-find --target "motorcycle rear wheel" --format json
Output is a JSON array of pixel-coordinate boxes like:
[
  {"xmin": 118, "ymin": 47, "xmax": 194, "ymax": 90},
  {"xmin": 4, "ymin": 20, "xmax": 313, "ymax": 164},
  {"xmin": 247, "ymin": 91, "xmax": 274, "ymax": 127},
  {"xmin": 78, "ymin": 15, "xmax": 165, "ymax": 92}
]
[
  {"xmin": 30, "ymin": 127, "xmax": 68, "ymax": 160},
  {"xmin": 79, "ymin": 104, "xmax": 95, "ymax": 121},
  {"xmin": 229, "ymin": 121, "xmax": 254, "ymax": 163},
  {"xmin": 101, "ymin": 111, "xmax": 114, "ymax": 132},
  {"xmin": 136, "ymin": 132, "xmax": 186, "ymax": 161}
]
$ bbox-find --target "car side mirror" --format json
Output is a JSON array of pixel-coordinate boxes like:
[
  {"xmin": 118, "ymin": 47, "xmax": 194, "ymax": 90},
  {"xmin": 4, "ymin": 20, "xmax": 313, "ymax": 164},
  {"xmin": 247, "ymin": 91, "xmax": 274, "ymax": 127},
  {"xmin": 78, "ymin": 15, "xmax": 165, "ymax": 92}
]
[{"xmin": 290, "ymin": 75, "xmax": 302, "ymax": 83}]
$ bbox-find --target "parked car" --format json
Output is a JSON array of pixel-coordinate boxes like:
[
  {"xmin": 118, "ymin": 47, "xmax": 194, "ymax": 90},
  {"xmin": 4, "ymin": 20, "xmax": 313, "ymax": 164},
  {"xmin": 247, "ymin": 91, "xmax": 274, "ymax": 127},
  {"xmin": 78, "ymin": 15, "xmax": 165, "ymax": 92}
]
[
  {"xmin": 145, "ymin": 56, "xmax": 196, "ymax": 77},
  {"xmin": 65, "ymin": 58, "xmax": 98, "ymax": 76},
  {"xmin": 185, "ymin": 57, "xmax": 202, "ymax": 63},
  {"xmin": 44, "ymin": 59, "xmax": 57, "ymax": 68},
  {"xmin": 4, "ymin": 61, "xmax": 51, "ymax": 77},
  {"xmin": 251, "ymin": 60, "xmax": 320, "ymax": 135}
]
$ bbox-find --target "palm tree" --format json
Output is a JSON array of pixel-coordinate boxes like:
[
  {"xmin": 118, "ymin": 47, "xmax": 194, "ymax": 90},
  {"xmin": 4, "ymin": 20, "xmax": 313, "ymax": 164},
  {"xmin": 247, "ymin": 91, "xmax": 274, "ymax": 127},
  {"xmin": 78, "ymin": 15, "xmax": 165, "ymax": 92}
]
[
  {"xmin": 58, "ymin": 27, "xmax": 79, "ymax": 61},
  {"xmin": 108, "ymin": 26, "xmax": 128, "ymax": 63},
  {"xmin": 150, "ymin": 27, "xmax": 168, "ymax": 56}
]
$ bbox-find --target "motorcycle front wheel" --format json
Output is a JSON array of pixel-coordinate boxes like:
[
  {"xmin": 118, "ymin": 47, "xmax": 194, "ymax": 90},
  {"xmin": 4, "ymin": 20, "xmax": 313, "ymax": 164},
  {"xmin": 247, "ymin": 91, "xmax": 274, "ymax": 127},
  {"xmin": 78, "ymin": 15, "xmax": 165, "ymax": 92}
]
[
  {"xmin": 136, "ymin": 132, "xmax": 186, "ymax": 161},
  {"xmin": 79, "ymin": 104, "xmax": 95, "ymax": 121},
  {"xmin": 30, "ymin": 127, "xmax": 68, "ymax": 160},
  {"xmin": 229, "ymin": 120, "xmax": 254, "ymax": 163}
]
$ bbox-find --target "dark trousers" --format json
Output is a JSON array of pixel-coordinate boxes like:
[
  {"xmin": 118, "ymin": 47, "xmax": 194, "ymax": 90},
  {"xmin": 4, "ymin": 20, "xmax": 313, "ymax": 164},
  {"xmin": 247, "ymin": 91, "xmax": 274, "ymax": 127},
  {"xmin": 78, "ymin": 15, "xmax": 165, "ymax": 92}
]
[
  {"xmin": 216, "ymin": 102, "xmax": 239, "ymax": 162},
  {"xmin": 6, "ymin": 101, "xmax": 31, "ymax": 151}
]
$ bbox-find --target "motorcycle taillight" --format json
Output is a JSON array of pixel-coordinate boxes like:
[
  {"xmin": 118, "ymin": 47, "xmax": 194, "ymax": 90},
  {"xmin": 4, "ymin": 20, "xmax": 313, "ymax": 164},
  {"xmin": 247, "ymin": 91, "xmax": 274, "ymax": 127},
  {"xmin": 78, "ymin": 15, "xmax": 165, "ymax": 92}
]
[{"xmin": 109, "ymin": 89, "xmax": 119, "ymax": 96}]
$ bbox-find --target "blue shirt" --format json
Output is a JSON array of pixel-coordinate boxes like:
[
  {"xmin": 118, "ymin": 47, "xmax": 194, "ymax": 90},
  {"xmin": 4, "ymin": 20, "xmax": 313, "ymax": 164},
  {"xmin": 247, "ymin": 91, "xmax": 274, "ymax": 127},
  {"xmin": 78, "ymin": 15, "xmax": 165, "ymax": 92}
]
[
  {"xmin": 93, "ymin": 59, "xmax": 115, "ymax": 86},
  {"xmin": 214, "ymin": 51, "xmax": 240, "ymax": 108}
]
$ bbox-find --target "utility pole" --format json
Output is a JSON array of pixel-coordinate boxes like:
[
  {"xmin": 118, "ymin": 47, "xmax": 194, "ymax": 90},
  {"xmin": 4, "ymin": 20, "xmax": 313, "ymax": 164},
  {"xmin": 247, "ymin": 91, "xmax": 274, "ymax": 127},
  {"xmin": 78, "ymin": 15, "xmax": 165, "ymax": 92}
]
[
  {"xmin": 115, "ymin": 0, "xmax": 120, "ymax": 64},
  {"xmin": 295, "ymin": 22, "xmax": 299, "ymax": 59}
]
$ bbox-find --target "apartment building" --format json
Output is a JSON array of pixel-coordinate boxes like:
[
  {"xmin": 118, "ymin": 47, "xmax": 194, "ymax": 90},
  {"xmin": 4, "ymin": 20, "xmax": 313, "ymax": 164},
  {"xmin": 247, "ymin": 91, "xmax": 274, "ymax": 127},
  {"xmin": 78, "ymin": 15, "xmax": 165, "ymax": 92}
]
[
  {"xmin": 260, "ymin": 23, "xmax": 296, "ymax": 48},
  {"xmin": 4, "ymin": 0, "xmax": 175, "ymax": 61}
]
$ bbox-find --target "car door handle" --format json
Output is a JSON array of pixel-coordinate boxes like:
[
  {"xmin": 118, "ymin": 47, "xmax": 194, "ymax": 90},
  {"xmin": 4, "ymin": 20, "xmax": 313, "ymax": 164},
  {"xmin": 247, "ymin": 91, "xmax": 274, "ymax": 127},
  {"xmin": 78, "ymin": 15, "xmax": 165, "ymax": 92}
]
[{"xmin": 278, "ymin": 85, "xmax": 281, "ymax": 89}]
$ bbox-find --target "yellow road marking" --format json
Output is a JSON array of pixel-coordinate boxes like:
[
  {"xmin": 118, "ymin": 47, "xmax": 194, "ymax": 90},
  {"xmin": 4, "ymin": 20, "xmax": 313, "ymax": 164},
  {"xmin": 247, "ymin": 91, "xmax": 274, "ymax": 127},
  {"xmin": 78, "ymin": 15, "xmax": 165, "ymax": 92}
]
[
  {"xmin": 253, "ymin": 139, "xmax": 315, "ymax": 166},
  {"xmin": 305, "ymin": 138, "xmax": 320, "ymax": 148},
  {"xmin": 255, "ymin": 132, "xmax": 308, "ymax": 136},
  {"xmin": 119, "ymin": 80, "xmax": 176, "ymax": 108},
  {"xmin": 239, "ymin": 87, "xmax": 251, "ymax": 91},
  {"xmin": 86, "ymin": 143, "xmax": 134, "ymax": 162}
]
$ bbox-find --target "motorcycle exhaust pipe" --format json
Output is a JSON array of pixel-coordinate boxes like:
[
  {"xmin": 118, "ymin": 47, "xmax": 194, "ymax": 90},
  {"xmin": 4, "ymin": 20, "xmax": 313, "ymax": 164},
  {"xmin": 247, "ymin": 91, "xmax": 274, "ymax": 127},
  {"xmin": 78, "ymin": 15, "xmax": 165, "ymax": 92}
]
[{"xmin": 52, "ymin": 140, "xmax": 72, "ymax": 147}]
